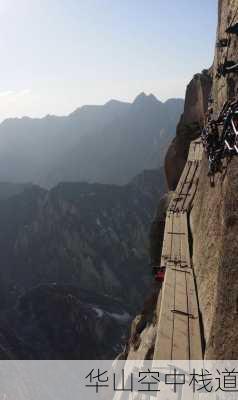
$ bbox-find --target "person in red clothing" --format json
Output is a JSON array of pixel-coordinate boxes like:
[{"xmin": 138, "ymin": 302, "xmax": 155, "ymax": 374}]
[{"xmin": 154, "ymin": 267, "xmax": 166, "ymax": 283}]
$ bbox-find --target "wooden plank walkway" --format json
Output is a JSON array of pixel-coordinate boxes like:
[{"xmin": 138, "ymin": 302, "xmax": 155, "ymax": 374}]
[{"xmin": 153, "ymin": 139, "xmax": 203, "ymax": 360}]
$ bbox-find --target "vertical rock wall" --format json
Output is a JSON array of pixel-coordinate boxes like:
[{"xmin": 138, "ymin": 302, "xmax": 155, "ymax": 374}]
[
  {"xmin": 191, "ymin": 0, "xmax": 238, "ymax": 359},
  {"xmin": 165, "ymin": 71, "xmax": 212, "ymax": 190},
  {"xmin": 122, "ymin": 0, "xmax": 238, "ymax": 361}
]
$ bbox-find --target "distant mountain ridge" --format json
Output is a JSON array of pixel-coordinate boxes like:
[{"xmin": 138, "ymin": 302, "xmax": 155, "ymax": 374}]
[{"xmin": 0, "ymin": 93, "xmax": 184, "ymax": 187}]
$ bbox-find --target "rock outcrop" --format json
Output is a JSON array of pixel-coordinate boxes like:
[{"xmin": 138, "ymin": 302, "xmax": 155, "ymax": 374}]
[{"xmin": 165, "ymin": 71, "xmax": 212, "ymax": 189}]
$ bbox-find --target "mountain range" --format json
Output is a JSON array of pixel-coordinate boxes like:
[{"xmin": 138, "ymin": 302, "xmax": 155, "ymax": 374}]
[
  {"xmin": 0, "ymin": 92, "xmax": 183, "ymax": 358},
  {"xmin": 0, "ymin": 93, "xmax": 183, "ymax": 187},
  {"xmin": 0, "ymin": 168, "xmax": 165, "ymax": 359}
]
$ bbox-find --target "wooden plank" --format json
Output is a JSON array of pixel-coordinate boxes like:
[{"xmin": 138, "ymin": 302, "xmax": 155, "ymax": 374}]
[
  {"xmin": 154, "ymin": 213, "xmax": 202, "ymax": 360},
  {"xmin": 198, "ymin": 143, "xmax": 203, "ymax": 161},
  {"xmin": 180, "ymin": 212, "xmax": 191, "ymax": 268},
  {"xmin": 183, "ymin": 162, "xmax": 201, "ymax": 211},
  {"xmin": 153, "ymin": 267, "xmax": 176, "ymax": 359},
  {"xmin": 170, "ymin": 213, "xmax": 190, "ymax": 360},
  {"xmin": 184, "ymin": 180, "xmax": 198, "ymax": 211},
  {"xmin": 170, "ymin": 214, "xmax": 181, "ymax": 263},
  {"xmin": 153, "ymin": 139, "xmax": 204, "ymax": 361},
  {"xmin": 197, "ymin": 141, "xmax": 203, "ymax": 160},
  {"xmin": 172, "ymin": 161, "xmax": 190, "ymax": 197},
  {"xmin": 180, "ymin": 163, "xmax": 198, "ymax": 211},
  {"xmin": 167, "ymin": 213, "xmax": 174, "ymax": 261},
  {"xmin": 194, "ymin": 148, "xmax": 198, "ymax": 161},
  {"xmin": 187, "ymin": 145, "xmax": 193, "ymax": 162},
  {"xmin": 182, "ymin": 165, "xmax": 198, "ymax": 210},
  {"xmin": 187, "ymin": 140, "xmax": 203, "ymax": 162},
  {"xmin": 193, "ymin": 142, "xmax": 197, "ymax": 161},
  {"xmin": 178, "ymin": 163, "xmax": 191, "ymax": 189},
  {"xmin": 176, "ymin": 162, "xmax": 190, "ymax": 193},
  {"xmin": 196, "ymin": 145, "xmax": 201, "ymax": 161},
  {"xmin": 188, "ymin": 142, "xmax": 196, "ymax": 162},
  {"xmin": 187, "ymin": 272, "xmax": 203, "ymax": 359},
  {"xmin": 172, "ymin": 269, "xmax": 189, "ymax": 359},
  {"xmin": 161, "ymin": 213, "xmax": 173, "ymax": 265},
  {"xmin": 169, "ymin": 163, "xmax": 191, "ymax": 212}
]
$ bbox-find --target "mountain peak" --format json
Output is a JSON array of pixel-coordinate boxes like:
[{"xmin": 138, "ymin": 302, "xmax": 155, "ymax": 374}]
[{"xmin": 133, "ymin": 92, "xmax": 160, "ymax": 106}]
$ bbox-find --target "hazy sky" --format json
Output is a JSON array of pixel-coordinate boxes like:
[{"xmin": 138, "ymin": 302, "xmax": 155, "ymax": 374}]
[{"xmin": 0, "ymin": 0, "xmax": 217, "ymax": 121}]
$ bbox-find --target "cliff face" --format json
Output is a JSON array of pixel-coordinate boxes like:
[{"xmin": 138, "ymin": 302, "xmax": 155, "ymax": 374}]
[
  {"xmin": 160, "ymin": 0, "xmax": 238, "ymax": 359},
  {"xmin": 124, "ymin": 0, "xmax": 238, "ymax": 361},
  {"xmin": 165, "ymin": 71, "xmax": 212, "ymax": 190},
  {"xmin": 120, "ymin": 72, "xmax": 212, "ymax": 360},
  {"xmin": 164, "ymin": 0, "xmax": 238, "ymax": 359},
  {"xmin": 191, "ymin": 0, "xmax": 238, "ymax": 359}
]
